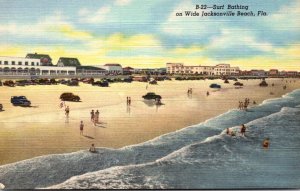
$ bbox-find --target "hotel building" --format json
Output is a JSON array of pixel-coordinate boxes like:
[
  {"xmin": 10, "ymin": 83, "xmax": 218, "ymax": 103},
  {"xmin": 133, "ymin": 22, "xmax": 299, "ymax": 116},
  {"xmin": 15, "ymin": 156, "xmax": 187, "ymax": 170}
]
[
  {"xmin": 0, "ymin": 56, "xmax": 76, "ymax": 75},
  {"xmin": 166, "ymin": 63, "xmax": 239, "ymax": 75}
]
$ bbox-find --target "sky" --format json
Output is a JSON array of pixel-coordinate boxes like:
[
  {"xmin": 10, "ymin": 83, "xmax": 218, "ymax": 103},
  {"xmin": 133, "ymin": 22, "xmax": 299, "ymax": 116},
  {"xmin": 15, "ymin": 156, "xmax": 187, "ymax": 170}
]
[{"xmin": 0, "ymin": 0, "xmax": 299, "ymax": 70}]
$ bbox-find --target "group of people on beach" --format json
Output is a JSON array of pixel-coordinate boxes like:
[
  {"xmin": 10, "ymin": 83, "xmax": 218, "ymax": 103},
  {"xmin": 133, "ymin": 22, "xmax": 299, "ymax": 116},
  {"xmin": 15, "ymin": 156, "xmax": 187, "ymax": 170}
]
[
  {"xmin": 238, "ymin": 98, "xmax": 250, "ymax": 110},
  {"xmin": 79, "ymin": 109, "xmax": 100, "ymax": 136},
  {"xmin": 90, "ymin": 109, "xmax": 100, "ymax": 126},
  {"xmin": 226, "ymin": 124, "xmax": 247, "ymax": 137},
  {"xmin": 226, "ymin": 124, "xmax": 270, "ymax": 149},
  {"xmin": 60, "ymin": 101, "xmax": 70, "ymax": 118}
]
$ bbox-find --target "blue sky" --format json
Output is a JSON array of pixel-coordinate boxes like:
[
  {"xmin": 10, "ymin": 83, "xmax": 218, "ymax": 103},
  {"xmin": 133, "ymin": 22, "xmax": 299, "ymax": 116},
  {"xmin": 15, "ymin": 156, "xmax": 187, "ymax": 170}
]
[{"xmin": 0, "ymin": 0, "xmax": 299, "ymax": 70}]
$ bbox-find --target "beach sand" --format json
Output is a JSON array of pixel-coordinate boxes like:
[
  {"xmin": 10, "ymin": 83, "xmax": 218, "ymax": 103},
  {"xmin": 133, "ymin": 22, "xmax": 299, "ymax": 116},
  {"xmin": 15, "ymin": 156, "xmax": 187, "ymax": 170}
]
[{"xmin": 0, "ymin": 78, "xmax": 299, "ymax": 165}]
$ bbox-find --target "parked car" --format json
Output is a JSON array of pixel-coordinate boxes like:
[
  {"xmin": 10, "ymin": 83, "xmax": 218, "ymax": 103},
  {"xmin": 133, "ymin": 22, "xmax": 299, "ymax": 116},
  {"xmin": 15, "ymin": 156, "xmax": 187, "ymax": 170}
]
[
  {"xmin": 142, "ymin": 92, "xmax": 162, "ymax": 100},
  {"xmin": 209, "ymin": 83, "xmax": 221, "ymax": 88},
  {"xmin": 224, "ymin": 79, "xmax": 229, "ymax": 83},
  {"xmin": 67, "ymin": 80, "xmax": 79, "ymax": 86},
  {"xmin": 3, "ymin": 80, "xmax": 15, "ymax": 87},
  {"xmin": 259, "ymin": 80, "xmax": 268, "ymax": 87},
  {"xmin": 233, "ymin": 82, "xmax": 243, "ymax": 86},
  {"xmin": 92, "ymin": 80, "xmax": 109, "ymax": 87},
  {"xmin": 149, "ymin": 79, "xmax": 157, "ymax": 85},
  {"xmin": 11, "ymin": 96, "xmax": 31, "ymax": 106},
  {"xmin": 60, "ymin": 92, "xmax": 80, "ymax": 102}
]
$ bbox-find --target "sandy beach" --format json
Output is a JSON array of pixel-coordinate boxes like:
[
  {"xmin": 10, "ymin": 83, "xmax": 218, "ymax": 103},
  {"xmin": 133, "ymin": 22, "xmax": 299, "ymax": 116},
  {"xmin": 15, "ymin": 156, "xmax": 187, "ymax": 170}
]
[{"xmin": 0, "ymin": 78, "xmax": 299, "ymax": 165}]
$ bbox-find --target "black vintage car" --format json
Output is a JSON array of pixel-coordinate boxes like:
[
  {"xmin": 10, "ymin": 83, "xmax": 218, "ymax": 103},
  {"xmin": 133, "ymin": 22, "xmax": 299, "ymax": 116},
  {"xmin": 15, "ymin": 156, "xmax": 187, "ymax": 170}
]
[
  {"xmin": 3, "ymin": 80, "xmax": 15, "ymax": 87},
  {"xmin": 60, "ymin": 93, "xmax": 80, "ymax": 102},
  {"xmin": 92, "ymin": 80, "xmax": 109, "ymax": 87},
  {"xmin": 142, "ymin": 92, "xmax": 162, "ymax": 100},
  {"xmin": 11, "ymin": 96, "xmax": 31, "ymax": 106}
]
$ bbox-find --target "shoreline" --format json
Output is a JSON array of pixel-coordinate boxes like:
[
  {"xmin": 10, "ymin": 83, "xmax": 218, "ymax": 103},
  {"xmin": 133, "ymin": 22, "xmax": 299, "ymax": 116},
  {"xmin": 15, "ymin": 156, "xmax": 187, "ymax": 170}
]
[{"xmin": 0, "ymin": 78, "xmax": 300, "ymax": 165}]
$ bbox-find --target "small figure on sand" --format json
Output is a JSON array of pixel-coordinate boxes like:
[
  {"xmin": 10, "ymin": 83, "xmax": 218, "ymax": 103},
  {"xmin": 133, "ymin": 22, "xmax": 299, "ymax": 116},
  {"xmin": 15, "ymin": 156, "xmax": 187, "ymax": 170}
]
[
  {"xmin": 90, "ymin": 110, "xmax": 95, "ymax": 122},
  {"xmin": 262, "ymin": 138, "xmax": 270, "ymax": 149},
  {"xmin": 95, "ymin": 110, "xmax": 100, "ymax": 124},
  {"xmin": 238, "ymin": 101, "xmax": 243, "ymax": 110},
  {"xmin": 126, "ymin": 97, "xmax": 132, "ymax": 106},
  {"xmin": 89, "ymin": 143, "xmax": 96, "ymax": 153},
  {"xmin": 146, "ymin": 84, "xmax": 148, "ymax": 90},
  {"xmin": 65, "ymin": 106, "xmax": 70, "ymax": 117},
  {"xmin": 253, "ymin": 100, "xmax": 257, "ymax": 105},
  {"xmin": 80, "ymin": 121, "xmax": 84, "ymax": 135},
  {"xmin": 206, "ymin": 91, "xmax": 209, "ymax": 96},
  {"xmin": 128, "ymin": 97, "xmax": 131, "ymax": 106},
  {"xmin": 155, "ymin": 97, "xmax": 162, "ymax": 105},
  {"xmin": 240, "ymin": 124, "xmax": 246, "ymax": 136},
  {"xmin": 59, "ymin": 101, "xmax": 65, "ymax": 108},
  {"xmin": 187, "ymin": 88, "xmax": 193, "ymax": 95}
]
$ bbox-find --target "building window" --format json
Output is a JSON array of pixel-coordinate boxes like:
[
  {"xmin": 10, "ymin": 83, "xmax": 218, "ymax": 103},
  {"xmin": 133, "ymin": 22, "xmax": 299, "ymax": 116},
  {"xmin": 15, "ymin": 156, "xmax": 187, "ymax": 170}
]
[
  {"xmin": 0, "ymin": 61, "xmax": 2, "ymax": 65},
  {"xmin": 18, "ymin": 61, "xmax": 22, "ymax": 65},
  {"xmin": 25, "ymin": 62, "xmax": 28, "ymax": 66},
  {"xmin": 36, "ymin": 62, "xmax": 39, "ymax": 66},
  {"xmin": 12, "ymin": 61, "xmax": 15, "ymax": 65},
  {"xmin": 31, "ymin": 62, "xmax": 34, "ymax": 66},
  {"xmin": 4, "ymin": 61, "xmax": 8, "ymax": 65}
]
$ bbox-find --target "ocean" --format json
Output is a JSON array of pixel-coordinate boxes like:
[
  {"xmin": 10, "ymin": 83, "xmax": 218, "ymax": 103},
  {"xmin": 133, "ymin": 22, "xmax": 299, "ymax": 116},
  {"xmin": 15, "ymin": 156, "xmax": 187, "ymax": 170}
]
[{"xmin": 1, "ymin": 89, "xmax": 300, "ymax": 189}]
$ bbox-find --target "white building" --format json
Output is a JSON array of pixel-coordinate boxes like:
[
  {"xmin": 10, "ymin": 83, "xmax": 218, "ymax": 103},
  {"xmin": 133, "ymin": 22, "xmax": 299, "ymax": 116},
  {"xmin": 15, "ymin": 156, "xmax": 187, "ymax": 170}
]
[
  {"xmin": 0, "ymin": 56, "xmax": 76, "ymax": 75},
  {"xmin": 99, "ymin": 63, "xmax": 123, "ymax": 74},
  {"xmin": 166, "ymin": 63, "xmax": 239, "ymax": 75},
  {"xmin": 214, "ymin": 64, "xmax": 240, "ymax": 76}
]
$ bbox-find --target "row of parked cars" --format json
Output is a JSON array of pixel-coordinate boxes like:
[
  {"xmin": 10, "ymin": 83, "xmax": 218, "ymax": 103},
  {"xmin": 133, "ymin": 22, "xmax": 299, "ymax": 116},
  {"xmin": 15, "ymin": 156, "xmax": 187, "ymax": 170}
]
[{"xmin": 0, "ymin": 91, "xmax": 163, "ymax": 111}]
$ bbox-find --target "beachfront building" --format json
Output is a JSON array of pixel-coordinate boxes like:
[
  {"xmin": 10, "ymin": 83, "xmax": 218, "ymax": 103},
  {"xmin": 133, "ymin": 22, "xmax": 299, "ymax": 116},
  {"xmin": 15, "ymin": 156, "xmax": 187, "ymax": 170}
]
[
  {"xmin": 0, "ymin": 56, "xmax": 76, "ymax": 75},
  {"xmin": 269, "ymin": 69, "xmax": 279, "ymax": 76},
  {"xmin": 100, "ymin": 63, "xmax": 123, "ymax": 74},
  {"xmin": 133, "ymin": 68, "xmax": 166, "ymax": 75},
  {"xmin": 123, "ymin": 66, "xmax": 134, "ymax": 75},
  {"xmin": 26, "ymin": 53, "xmax": 53, "ymax": 66},
  {"xmin": 250, "ymin": 70, "xmax": 266, "ymax": 77},
  {"xmin": 76, "ymin": 66, "xmax": 107, "ymax": 75},
  {"xmin": 166, "ymin": 63, "xmax": 239, "ymax": 75},
  {"xmin": 57, "ymin": 57, "xmax": 81, "ymax": 67},
  {"xmin": 214, "ymin": 64, "xmax": 240, "ymax": 76}
]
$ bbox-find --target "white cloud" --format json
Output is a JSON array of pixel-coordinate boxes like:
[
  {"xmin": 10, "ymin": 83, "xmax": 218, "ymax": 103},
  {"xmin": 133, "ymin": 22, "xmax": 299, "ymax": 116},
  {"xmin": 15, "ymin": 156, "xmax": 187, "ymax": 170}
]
[
  {"xmin": 79, "ymin": 6, "xmax": 111, "ymax": 24},
  {"xmin": 264, "ymin": 1, "xmax": 300, "ymax": 31},
  {"xmin": 207, "ymin": 28, "xmax": 273, "ymax": 52},
  {"xmin": 114, "ymin": 0, "xmax": 132, "ymax": 6},
  {"xmin": 0, "ymin": 12, "xmax": 69, "ymax": 38}
]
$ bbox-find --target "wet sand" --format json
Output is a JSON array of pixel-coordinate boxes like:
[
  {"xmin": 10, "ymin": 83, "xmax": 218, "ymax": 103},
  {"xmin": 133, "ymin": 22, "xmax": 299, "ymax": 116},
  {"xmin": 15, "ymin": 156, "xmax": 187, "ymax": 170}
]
[{"xmin": 0, "ymin": 78, "xmax": 299, "ymax": 165}]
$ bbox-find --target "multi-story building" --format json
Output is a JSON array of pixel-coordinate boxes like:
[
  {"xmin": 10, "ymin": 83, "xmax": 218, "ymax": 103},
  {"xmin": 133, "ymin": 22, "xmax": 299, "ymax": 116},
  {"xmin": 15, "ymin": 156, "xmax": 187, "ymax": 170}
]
[
  {"xmin": 166, "ymin": 63, "xmax": 239, "ymax": 75},
  {"xmin": 0, "ymin": 56, "xmax": 76, "ymax": 75},
  {"xmin": 214, "ymin": 64, "xmax": 240, "ymax": 76}
]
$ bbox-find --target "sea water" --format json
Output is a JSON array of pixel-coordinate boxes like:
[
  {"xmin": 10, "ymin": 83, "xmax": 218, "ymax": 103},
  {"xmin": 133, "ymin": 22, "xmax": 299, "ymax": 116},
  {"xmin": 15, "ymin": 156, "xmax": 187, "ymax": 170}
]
[{"xmin": 1, "ymin": 89, "xmax": 300, "ymax": 189}]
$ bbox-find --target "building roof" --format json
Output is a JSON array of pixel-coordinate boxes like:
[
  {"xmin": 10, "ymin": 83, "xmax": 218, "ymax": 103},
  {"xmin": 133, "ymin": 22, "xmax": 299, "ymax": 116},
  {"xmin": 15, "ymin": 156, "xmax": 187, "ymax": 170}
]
[
  {"xmin": 123, "ymin": 66, "xmax": 134, "ymax": 70},
  {"xmin": 104, "ymin": 63, "xmax": 122, "ymax": 67},
  {"xmin": 77, "ymin": 66, "xmax": 106, "ymax": 71},
  {"xmin": 26, "ymin": 53, "xmax": 52, "ymax": 60},
  {"xmin": 58, "ymin": 57, "xmax": 81, "ymax": 67}
]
